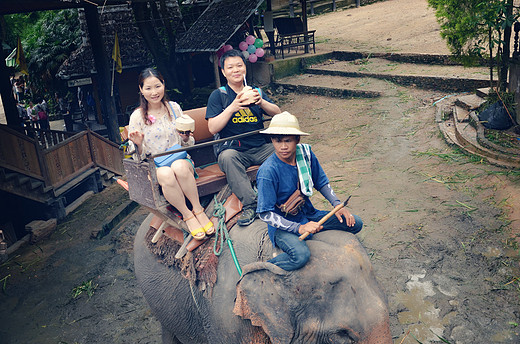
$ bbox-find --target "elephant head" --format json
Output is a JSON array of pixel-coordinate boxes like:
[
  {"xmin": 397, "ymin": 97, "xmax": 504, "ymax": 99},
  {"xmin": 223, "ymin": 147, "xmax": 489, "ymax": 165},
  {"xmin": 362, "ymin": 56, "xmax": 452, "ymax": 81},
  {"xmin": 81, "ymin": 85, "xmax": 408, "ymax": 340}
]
[{"xmin": 233, "ymin": 231, "xmax": 392, "ymax": 344}]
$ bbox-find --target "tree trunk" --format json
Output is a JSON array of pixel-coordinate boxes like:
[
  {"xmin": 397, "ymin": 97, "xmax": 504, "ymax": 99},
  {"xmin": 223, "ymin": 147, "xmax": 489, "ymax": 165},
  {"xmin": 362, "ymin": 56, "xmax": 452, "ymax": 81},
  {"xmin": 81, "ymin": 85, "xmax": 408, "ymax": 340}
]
[
  {"xmin": 500, "ymin": 0, "xmax": 513, "ymax": 92},
  {"xmin": 84, "ymin": 5, "xmax": 120, "ymax": 144},
  {"xmin": 489, "ymin": 27, "xmax": 494, "ymax": 89},
  {"xmin": 131, "ymin": 2, "xmax": 181, "ymax": 100}
]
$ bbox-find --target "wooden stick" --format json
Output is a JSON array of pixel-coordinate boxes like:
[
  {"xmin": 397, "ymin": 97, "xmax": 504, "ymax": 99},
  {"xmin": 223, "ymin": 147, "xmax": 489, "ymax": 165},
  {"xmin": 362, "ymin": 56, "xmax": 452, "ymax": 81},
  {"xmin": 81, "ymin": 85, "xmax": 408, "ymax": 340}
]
[{"xmin": 299, "ymin": 196, "xmax": 351, "ymax": 241}]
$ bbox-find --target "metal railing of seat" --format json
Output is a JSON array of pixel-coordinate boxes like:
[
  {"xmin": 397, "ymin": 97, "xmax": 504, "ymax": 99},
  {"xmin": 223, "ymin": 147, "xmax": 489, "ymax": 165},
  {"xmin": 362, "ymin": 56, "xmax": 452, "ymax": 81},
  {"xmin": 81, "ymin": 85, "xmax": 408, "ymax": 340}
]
[{"xmin": 0, "ymin": 124, "xmax": 124, "ymax": 190}]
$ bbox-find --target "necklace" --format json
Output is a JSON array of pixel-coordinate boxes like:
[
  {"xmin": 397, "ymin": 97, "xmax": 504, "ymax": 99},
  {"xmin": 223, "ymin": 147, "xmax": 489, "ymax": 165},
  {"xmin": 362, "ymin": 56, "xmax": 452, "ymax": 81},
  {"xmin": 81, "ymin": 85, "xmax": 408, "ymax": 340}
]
[{"xmin": 148, "ymin": 104, "xmax": 166, "ymax": 117}]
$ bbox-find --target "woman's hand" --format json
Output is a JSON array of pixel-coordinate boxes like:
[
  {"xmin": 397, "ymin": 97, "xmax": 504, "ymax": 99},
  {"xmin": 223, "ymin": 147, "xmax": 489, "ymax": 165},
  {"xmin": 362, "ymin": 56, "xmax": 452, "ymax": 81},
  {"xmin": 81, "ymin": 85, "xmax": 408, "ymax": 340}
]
[
  {"xmin": 128, "ymin": 131, "xmax": 144, "ymax": 149},
  {"xmin": 177, "ymin": 130, "xmax": 192, "ymax": 143}
]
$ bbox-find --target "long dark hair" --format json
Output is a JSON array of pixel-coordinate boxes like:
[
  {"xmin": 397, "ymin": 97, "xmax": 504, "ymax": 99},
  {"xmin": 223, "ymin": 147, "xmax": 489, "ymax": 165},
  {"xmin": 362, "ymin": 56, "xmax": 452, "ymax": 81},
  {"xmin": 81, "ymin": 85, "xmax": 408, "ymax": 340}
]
[{"xmin": 138, "ymin": 68, "xmax": 170, "ymax": 125}]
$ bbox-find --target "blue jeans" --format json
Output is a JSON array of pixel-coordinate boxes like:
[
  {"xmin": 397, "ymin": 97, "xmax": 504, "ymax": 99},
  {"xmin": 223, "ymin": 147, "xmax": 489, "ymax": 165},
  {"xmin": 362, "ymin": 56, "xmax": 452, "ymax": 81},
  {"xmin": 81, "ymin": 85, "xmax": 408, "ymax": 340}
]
[{"xmin": 268, "ymin": 212, "xmax": 363, "ymax": 271}]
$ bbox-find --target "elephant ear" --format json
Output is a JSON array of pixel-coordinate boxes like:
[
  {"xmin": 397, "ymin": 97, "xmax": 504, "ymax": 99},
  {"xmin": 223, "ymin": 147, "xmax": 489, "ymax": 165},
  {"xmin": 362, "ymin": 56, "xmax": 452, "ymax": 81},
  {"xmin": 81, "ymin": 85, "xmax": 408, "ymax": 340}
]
[{"xmin": 233, "ymin": 262, "xmax": 293, "ymax": 344}]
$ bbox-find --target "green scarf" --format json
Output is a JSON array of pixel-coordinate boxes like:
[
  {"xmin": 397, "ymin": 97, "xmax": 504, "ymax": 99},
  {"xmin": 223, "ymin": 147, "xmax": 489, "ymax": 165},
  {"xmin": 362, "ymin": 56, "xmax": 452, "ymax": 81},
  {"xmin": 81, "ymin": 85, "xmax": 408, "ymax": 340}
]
[{"xmin": 296, "ymin": 143, "xmax": 313, "ymax": 196}]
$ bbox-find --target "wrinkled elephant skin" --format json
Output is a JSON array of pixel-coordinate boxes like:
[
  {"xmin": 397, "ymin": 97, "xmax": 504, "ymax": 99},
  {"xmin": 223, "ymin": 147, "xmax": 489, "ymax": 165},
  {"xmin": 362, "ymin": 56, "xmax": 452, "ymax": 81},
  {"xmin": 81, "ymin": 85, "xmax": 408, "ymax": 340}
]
[{"xmin": 134, "ymin": 214, "xmax": 392, "ymax": 344}]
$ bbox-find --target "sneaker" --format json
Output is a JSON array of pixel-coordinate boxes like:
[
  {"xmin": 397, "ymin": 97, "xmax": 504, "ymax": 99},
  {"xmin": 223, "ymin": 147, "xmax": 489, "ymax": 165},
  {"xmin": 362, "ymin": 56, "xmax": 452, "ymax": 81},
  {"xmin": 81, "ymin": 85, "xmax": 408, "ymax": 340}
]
[{"xmin": 238, "ymin": 208, "xmax": 256, "ymax": 226}]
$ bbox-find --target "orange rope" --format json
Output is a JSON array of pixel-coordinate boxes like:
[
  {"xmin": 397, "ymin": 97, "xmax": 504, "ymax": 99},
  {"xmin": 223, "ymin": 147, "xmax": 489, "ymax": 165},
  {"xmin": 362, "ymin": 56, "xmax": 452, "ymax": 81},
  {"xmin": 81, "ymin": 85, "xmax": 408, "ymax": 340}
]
[{"xmin": 492, "ymin": 87, "xmax": 517, "ymax": 124}]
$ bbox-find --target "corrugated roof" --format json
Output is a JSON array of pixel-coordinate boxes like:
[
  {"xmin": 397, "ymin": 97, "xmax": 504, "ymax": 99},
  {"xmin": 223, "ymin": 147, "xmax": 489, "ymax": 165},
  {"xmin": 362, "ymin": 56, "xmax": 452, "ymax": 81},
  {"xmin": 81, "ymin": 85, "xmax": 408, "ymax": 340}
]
[{"xmin": 176, "ymin": 0, "xmax": 264, "ymax": 53}]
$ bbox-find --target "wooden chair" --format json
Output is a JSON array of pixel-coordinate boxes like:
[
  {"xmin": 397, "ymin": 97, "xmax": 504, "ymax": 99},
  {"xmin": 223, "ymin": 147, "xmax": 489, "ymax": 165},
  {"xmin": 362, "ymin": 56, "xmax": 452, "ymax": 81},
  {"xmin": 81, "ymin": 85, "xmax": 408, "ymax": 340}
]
[{"xmin": 273, "ymin": 17, "xmax": 316, "ymax": 59}]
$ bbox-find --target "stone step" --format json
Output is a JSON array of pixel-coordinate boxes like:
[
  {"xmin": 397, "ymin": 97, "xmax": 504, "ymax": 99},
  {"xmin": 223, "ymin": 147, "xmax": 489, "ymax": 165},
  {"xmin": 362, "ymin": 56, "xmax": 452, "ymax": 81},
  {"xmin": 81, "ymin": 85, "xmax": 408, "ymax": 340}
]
[
  {"xmin": 468, "ymin": 112, "xmax": 520, "ymax": 157},
  {"xmin": 454, "ymin": 94, "xmax": 486, "ymax": 111},
  {"xmin": 437, "ymin": 102, "xmax": 520, "ymax": 169},
  {"xmin": 308, "ymin": 57, "xmax": 490, "ymax": 79},
  {"xmin": 476, "ymin": 87, "xmax": 492, "ymax": 98},
  {"xmin": 274, "ymin": 74, "xmax": 384, "ymax": 98},
  {"xmin": 304, "ymin": 56, "xmax": 494, "ymax": 92},
  {"xmin": 453, "ymin": 117, "xmax": 520, "ymax": 168},
  {"xmin": 453, "ymin": 106, "xmax": 470, "ymax": 123}
]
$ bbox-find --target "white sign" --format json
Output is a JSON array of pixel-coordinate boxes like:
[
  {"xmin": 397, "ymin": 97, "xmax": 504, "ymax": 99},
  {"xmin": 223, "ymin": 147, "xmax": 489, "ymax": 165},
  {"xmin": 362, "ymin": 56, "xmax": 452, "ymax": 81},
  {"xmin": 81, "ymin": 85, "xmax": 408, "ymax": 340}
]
[{"xmin": 68, "ymin": 77, "xmax": 92, "ymax": 87}]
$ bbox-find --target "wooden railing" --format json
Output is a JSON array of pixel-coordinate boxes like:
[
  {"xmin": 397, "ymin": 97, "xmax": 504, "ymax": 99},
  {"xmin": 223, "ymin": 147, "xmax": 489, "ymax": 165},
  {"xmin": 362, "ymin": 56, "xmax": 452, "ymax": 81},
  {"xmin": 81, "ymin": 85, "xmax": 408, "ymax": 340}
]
[
  {"xmin": 0, "ymin": 124, "xmax": 43, "ymax": 180},
  {"xmin": 23, "ymin": 127, "xmax": 77, "ymax": 149},
  {"xmin": 0, "ymin": 124, "xmax": 124, "ymax": 189},
  {"xmin": 87, "ymin": 130, "xmax": 124, "ymax": 176}
]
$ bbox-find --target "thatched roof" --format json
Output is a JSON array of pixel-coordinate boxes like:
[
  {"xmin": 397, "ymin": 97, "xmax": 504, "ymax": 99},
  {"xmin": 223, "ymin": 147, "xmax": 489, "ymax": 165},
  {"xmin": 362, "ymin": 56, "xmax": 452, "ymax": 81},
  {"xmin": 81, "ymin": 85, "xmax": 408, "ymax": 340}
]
[
  {"xmin": 57, "ymin": 2, "xmax": 182, "ymax": 79},
  {"xmin": 176, "ymin": 0, "xmax": 264, "ymax": 53}
]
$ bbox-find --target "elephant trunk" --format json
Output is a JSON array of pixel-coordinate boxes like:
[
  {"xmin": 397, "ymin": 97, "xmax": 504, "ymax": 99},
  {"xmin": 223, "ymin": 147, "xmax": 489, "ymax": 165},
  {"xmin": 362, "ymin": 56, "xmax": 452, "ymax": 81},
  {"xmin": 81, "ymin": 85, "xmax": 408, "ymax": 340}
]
[{"xmin": 359, "ymin": 314, "xmax": 392, "ymax": 344}]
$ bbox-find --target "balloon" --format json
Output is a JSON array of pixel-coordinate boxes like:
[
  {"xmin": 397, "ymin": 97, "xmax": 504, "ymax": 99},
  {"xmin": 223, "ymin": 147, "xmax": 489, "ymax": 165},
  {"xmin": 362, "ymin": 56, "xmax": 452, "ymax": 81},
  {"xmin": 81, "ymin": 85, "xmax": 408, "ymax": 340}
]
[
  {"xmin": 248, "ymin": 53, "xmax": 258, "ymax": 63},
  {"xmin": 242, "ymin": 51, "xmax": 250, "ymax": 59},
  {"xmin": 247, "ymin": 44, "xmax": 257, "ymax": 54},
  {"xmin": 239, "ymin": 41, "xmax": 248, "ymax": 51},
  {"xmin": 223, "ymin": 44, "xmax": 233, "ymax": 52},
  {"xmin": 216, "ymin": 46, "xmax": 225, "ymax": 57},
  {"xmin": 245, "ymin": 35, "xmax": 256, "ymax": 45},
  {"xmin": 255, "ymin": 48, "xmax": 265, "ymax": 57},
  {"xmin": 254, "ymin": 38, "xmax": 264, "ymax": 48}
]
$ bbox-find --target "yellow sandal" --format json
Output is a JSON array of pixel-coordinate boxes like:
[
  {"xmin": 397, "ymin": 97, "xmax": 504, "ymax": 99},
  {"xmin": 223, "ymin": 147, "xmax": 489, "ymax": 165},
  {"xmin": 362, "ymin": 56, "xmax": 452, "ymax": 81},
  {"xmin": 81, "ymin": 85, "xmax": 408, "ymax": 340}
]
[
  {"xmin": 193, "ymin": 209, "xmax": 215, "ymax": 236},
  {"xmin": 184, "ymin": 214, "xmax": 205, "ymax": 240}
]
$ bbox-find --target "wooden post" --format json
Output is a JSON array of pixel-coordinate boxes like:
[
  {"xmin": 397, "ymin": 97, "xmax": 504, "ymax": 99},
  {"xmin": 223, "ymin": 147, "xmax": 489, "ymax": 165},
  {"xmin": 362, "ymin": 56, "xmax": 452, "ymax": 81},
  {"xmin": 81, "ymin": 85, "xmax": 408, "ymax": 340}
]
[
  {"xmin": 265, "ymin": 0, "xmax": 276, "ymax": 58},
  {"xmin": 213, "ymin": 52, "xmax": 221, "ymax": 88},
  {"xmin": 289, "ymin": 0, "xmax": 295, "ymax": 18},
  {"xmin": 301, "ymin": 0, "xmax": 309, "ymax": 53},
  {"xmin": 83, "ymin": 5, "xmax": 120, "ymax": 144}
]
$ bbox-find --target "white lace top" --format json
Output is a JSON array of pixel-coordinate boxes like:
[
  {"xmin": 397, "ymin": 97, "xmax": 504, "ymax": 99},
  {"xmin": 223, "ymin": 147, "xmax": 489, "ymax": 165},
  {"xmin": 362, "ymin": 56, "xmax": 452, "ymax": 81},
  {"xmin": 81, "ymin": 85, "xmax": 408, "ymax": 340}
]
[{"xmin": 128, "ymin": 101, "xmax": 194, "ymax": 160}]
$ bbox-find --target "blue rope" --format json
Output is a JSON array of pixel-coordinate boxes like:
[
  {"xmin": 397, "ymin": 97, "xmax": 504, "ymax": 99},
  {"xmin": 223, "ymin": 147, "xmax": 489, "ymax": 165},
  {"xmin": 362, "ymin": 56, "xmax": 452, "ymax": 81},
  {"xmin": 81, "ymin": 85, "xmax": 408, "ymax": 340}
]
[
  {"xmin": 212, "ymin": 196, "xmax": 227, "ymax": 256},
  {"xmin": 212, "ymin": 195, "xmax": 242, "ymax": 276}
]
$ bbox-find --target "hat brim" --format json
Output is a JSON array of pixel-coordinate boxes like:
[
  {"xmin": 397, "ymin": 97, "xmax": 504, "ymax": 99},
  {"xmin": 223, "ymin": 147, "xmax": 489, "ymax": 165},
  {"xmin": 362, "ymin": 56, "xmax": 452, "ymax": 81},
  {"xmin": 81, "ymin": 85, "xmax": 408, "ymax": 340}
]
[{"xmin": 260, "ymin": 127, "xmax": 310, "ymax": 136}]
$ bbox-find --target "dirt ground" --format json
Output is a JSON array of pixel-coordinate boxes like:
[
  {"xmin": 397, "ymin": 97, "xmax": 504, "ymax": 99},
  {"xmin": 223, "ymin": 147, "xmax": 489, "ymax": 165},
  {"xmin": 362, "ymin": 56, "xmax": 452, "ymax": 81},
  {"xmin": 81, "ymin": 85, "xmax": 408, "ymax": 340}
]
[{"xmin": 1, "ymin": 0, "xmax": 519, "ymax": 343}]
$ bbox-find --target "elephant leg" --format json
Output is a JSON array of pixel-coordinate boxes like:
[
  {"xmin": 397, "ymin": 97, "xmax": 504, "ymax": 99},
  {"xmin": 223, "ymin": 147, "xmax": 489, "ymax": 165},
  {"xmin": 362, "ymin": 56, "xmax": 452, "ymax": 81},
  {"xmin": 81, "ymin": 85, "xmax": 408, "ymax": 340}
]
[{"xmin": 161, "ymin": 325, "xmax": 182, "ymax": 344}]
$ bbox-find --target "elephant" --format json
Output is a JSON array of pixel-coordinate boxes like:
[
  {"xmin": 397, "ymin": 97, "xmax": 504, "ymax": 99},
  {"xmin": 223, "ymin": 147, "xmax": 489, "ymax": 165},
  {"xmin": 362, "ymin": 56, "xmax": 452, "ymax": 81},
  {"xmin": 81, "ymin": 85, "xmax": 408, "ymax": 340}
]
[{"xmin": 134, "ymin": 213, "xmax": 392, "ymax": 344}]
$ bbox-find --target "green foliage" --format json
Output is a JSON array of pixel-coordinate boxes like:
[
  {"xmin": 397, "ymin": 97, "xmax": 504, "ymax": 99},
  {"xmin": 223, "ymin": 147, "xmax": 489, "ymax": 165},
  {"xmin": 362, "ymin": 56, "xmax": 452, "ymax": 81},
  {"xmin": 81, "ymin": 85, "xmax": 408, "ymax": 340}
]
[
  {"xmin": 428, "ymin": 0, "xmax": 517, "ymax": 59},
  {"xmin": 4, "ymin": 10, "xmax": 81, "ymax": 99},
  {"xmin": 72, "ymin": 279, "xmax": 98, "ymax": 299},
  {"xmin": 428, "ymin": 0, "xmax": 519, "ymax": 90},
  {"xmin": 428, "ymin": 0, "xmax": 488, "ymax": 59},
  {"xmin": 480, "ymin": 89, "xmax": 516, "ymax": 115}
]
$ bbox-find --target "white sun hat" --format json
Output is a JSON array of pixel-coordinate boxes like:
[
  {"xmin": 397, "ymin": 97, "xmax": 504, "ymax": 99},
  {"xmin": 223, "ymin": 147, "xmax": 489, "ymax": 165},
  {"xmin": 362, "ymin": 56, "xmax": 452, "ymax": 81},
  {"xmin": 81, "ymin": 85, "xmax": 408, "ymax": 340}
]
[{"xmin": 260, "ymin": 111, "xmax": 309, "ymax": 136}]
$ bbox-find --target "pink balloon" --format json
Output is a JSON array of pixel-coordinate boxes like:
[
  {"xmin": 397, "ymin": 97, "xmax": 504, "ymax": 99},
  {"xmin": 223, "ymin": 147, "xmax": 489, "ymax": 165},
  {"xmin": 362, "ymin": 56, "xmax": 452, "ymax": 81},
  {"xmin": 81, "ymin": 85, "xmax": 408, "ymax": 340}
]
[
  {"xmin": 248, "ymin": 53, "xmax": 258, "ymax": 63},
  {"xmin": 239, "ymin": 41, "xmax": 248, "ymax": 51},
  {"xmin": 224, "ymin": 44, "xmax": 233, "ymax": 52},
  {"xmin": 255, "ymin": 48, "xmax": 265, "ymax": 57},
  {"xmin": 245, "ymin": 35, "xmax": 256, "ymax": 45}
]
